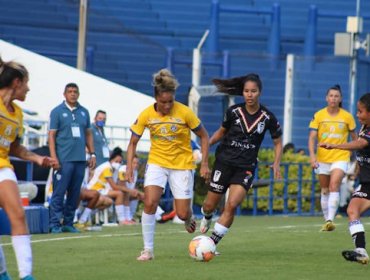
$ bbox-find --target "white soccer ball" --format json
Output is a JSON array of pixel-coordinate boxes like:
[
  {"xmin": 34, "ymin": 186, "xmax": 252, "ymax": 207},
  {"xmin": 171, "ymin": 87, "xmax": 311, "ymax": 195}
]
[{"xmin": 188, "ymin": 235, "xmax": 216, "ymax": 262}]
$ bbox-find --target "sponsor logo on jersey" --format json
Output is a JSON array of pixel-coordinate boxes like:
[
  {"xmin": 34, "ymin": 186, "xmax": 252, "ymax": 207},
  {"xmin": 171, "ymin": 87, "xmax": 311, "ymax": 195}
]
[
  {"xmin": 257, "ymin": 122, "xmax": 265, "ymax": 134},
  {"xmin": 4, "ymin": 125, "xmax": 12, "ymax": 136},
  {"xmin": 210, "ymin": 182, "xmax": 223, "ymax": 192},
  {"xmin": 231, "ymin": 140, "xmax": 256, "ymax": 149},
  {"xmin": 353, "ymin": 191, "xmax": 368, "ymax": 198},
  {"xmin": 171, "ymin": 125, "xmax": 177, "ymax": 132},
  {"xmin": 160, "ymin": 127, "xmax": 167, "ymax": 134}
]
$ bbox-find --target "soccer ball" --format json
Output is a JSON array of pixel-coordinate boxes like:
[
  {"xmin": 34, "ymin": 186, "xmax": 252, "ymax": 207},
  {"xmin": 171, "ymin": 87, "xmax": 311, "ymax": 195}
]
[{"xmin": 188, "ymin": 235, "xmax": 216, "ymax": 262}]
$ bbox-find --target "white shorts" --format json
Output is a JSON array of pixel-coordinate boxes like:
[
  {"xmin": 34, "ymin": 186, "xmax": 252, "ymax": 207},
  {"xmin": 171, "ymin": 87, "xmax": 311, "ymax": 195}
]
[
  {"xmin": 144, "ymin": 164, "xmax": 194, "ymax": 199},
  {"xmin": 97, "ymin": 188, "xmax": 110, "ymax": 196},
  {"xmin": 0, "ymin": 168, "xmax": 18, "ymax": 184},
  {"xmin": 316, "ymin": 161, "xmax": 348, "ymax": 175}
]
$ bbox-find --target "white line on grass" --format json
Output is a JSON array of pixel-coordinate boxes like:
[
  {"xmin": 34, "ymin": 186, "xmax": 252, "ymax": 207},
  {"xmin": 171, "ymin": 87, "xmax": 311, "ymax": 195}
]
[
  {"xmin": 2, "ymin": 221, "xmax": 370, "ymax": 247},
  {"xmin": 1, "ymin": 235, "xmax": 92, "ymax": 246},
  {"xmin": 1, "ymin": 229, "xmax": 186, "ymax": 247}
]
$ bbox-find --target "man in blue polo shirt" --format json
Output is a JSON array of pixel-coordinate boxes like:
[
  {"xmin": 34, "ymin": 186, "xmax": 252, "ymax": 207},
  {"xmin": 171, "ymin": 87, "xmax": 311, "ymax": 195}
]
[{"xmin": 48, "ymin": 83, "xmax": 96, "ymax": 233}]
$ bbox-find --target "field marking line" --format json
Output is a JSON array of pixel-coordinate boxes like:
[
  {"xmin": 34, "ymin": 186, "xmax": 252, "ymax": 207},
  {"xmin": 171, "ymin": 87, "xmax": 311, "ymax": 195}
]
[
  {"xmin": 2, "ymin": 221, "xmax": 370, "ymax": 247},
  {"xmin": 0, "ymin": 229, "xmax": 184, "ymax": 247}
]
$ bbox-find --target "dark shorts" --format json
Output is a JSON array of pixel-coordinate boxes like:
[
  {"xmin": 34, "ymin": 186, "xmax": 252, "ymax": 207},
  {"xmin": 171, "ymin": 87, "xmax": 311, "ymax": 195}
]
[
  {"xmin": 209, "ymin": 160, "xmax": 255, "ymax": 194},
  {"xmin": 351, "ymin": 183, "xmax": 370, "ymax": 200}
]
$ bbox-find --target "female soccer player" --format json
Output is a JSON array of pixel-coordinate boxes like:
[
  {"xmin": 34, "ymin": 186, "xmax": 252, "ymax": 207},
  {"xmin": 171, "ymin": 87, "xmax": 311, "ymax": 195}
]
[
  {"xmin": 199, "ymin": 73, "xmax": 282, "ymax": 248},
  {"xmin": 86, "ymin": 147, "xmax": 138, "ymax": 225},
  {"xmin": 117, "ymin": 154, "xmax": 145, "ymax": 224},
  {"xmin": 308, "ymin": 85, "xmax": 357, "ymax": 231},
  {"xmin": 126, "ymin": 69, "xmax": 210, "ymax": 261},
  {"xmin": 0, "ymin": 56, "xmax": 55, "ymax": 280},
  {"xmin": 320, "ymin": 92, "xmax": 370, "ymax": 264}
]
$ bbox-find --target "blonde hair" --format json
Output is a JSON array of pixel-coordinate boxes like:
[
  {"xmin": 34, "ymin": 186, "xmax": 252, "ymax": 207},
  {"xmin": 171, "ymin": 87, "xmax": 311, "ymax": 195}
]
[{"xmin": 152, "ymin": 69, "xmax": 179, "ymax": 97}]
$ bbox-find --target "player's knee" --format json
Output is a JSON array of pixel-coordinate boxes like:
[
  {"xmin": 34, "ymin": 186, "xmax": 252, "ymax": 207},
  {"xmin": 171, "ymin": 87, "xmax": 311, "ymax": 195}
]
[
  {"xmin": 346, "ymin": 207, "xmax": 358, "ymax": 220},
  {"xmin": 202, "ymin": 201, "xmax": 216, "ymax": 213},
  {"xmin": 176, "ymin": 210, "xmax": 190, "ymax": 221}
]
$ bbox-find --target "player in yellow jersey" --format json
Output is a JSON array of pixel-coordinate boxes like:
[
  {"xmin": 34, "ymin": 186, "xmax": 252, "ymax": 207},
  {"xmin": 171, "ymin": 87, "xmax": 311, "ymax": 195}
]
[
  {"xmin": 87, "ymin": 147, "xmax": 139, "ymax": 225},
  {"xmin": 0, "ymin": 57, "xmax": 55, "ymax": 280},
  {"xmin": 308, "ymin": 85, "xmax": 357, "ymax": 231},
  {"xmin": 126, "ymin": 69, "xmax": 210, "ymax": 261}
]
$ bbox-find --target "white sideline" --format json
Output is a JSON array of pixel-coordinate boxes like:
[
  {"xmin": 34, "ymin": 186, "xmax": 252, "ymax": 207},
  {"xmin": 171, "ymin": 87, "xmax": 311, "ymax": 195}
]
[{"xmin": 2, "ymin": 221, "xmax": 370, "ymax": 247}]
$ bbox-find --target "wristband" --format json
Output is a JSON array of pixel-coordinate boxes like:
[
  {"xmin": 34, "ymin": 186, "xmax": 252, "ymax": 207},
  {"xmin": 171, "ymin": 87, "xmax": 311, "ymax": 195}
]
[{"xmin": 90, "ymin": 152, "xmax": 96, "ymax": 158}]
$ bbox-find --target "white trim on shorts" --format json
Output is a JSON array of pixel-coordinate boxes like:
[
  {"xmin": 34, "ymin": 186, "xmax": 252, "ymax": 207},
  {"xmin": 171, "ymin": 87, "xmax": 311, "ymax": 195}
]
[
  {"xmin": 144, "ymin": 164, "xmax": 194, "ymax": 199},
  {"xmin": 316, "ymin": 161, "xmax": 348, "ymax": 175},
  {"xmin": 0, "ymin": 167, "xmax": 18, "ymax": 184}
]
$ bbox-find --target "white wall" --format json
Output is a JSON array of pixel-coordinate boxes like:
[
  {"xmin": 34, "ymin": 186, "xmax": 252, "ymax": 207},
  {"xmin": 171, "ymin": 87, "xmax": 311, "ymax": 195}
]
[{"xmin": 0, "ymin": 40, "xmax": 153, "ymax": 151}]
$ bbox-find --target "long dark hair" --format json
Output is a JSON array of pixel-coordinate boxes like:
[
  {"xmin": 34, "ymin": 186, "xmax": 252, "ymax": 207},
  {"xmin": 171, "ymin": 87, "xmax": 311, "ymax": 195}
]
[{"xmin": 212, "ymin": 73, "xmax": 262, "ymax": 96}]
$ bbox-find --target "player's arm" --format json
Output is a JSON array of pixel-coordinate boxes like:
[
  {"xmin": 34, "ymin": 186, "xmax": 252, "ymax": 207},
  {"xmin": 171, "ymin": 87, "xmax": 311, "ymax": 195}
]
[
  {"xmin": 126, "ymin": 133, "xmax": 140, "ymax": 183},
  {"xmin": 209, "ymin": 126, "xmax": 227, "ymax": 146},
  {"xmin": 350, "ymin": 130, "xmax": 358, "ymax": 141},
  {"xmin": 319, "ymin": 137, "xmax": 369, "ymax": 151},
  {"xmin": 193, "ymin": 125, "xmax": 210, "ymax": 180},
  {"xmin": 85, "ymin": 128, "xmax": 96, "ymax": 169},
  {"xmin": 308, "ymin": 130, "xmax": 318, "ymax": 169},
  {"xmin": 10, "ymin": 138, "xmax": 56, "ymax": 168},
  {"xmin": 272, "ymin": 136, "xmax": 282, "ymax": 179},
  {"xmin": 48, "ymin": 129, "xmax": 61, "ymax": 170}
]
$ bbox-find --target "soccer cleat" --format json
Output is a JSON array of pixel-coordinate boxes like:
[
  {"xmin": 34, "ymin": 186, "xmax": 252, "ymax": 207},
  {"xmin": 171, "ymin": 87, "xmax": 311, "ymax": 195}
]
[
  {"xmin": 320, "ymin": 220, "xmax": 336, "ymax": 231},
  {"xmin": 185, "ymin": 218, "xmax": 196, "ymax": 233},
  {"xmin": 137, "ymin": 249, "xmax": 154, "ymax": 261},
  {"xmin": 342, "ymin": 248, "xmax": 369, "ymax": 265},
  {"xmin": 20, "ymin": 276, "xmax": 35, "ymax": 280},
  {"xmin": 119, "ymin": 220, "xmax": 136, "ymax": 226},
  {"xmin": 50, "ymin": 226, "xmax": 62, "ymax": 234},
  {"xmin": 61, "ymin": 225, "xmax": 81, "ymax": 233},
  {"xmin": 74, "ymin": 223, "xmax": 87, "ymax": 231},
  {"xmin": 200, "ymin": 217, "xmax": 212, "ymax": 234},
  {"xmin": 158, "ymin": 210, "xmax": 176, "ymax": 223},
  {"xmin": 0, "ymin": 271, "xmax": 12, "ymax": 280},
  {"xmin": 172, "ymin": 215, "xmax": 185, "ymax": 224}
]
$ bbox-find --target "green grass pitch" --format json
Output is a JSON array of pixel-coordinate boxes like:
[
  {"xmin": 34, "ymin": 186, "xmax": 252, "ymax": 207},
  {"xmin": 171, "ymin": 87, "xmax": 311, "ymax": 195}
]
[{"xmin": 2, "ymin": 216, "xmax": 369, "ymax": 280}]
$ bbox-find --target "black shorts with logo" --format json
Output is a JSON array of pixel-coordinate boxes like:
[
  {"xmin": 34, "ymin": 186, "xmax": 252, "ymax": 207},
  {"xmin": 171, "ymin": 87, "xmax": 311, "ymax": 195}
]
[
  {"xmin": 209, "ymin": 160, "xmax": 255, "ymax": 194},
  {"xmin": 351, "ymin": 183, "xmax": 370, "ymax": 200}
]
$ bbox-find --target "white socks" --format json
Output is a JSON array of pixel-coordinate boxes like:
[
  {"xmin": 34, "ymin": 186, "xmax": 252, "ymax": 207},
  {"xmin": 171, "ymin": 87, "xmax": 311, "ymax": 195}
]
[
  {"xmin": 12, "ymin": 235, "xmax": 32, "ymax": 278},
  {"xmin": 327, "ymin": 192, "xmax": 340, "ymax": 221},
  {"xmin": 320, "ymin": 193, "xmax": 329, "ymax": 221},
  {"xmin": 115, "ymin": 205, "xmax": 125, "ymax": 222},
  {"xmin": 214, "ymin": 222, "xmax": 229, "ymax": 236},
  {"xmin": 130, "ymin": 200, "xmax": 139, "ymax": 220},
  {"xmin": 141, "ymin": 212, "xmax": 156, "ymax": 251},
  {"xmin": 123, "ymin": 206, "xmax": 131, "ymax": 221},
  {"xmin": 155, "ymin": 206, "xmax": 164, "ymax": 221},
  {"xmin": 78, "ymin": 207, "xmax": 92, "ymax": 224}
]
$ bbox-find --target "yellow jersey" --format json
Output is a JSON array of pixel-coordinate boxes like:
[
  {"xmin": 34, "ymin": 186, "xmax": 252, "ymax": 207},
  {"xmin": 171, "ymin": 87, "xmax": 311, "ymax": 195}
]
[
  {"xmin": 131, "ymin": 101, "xmax": 201, "ymax": 170},
  {"xmin": 87, "ymin": 161, "xmax": 114, "ymax": 191},
  {"xmin": 0, "ymin": 100, "xmax": 23, "ymax": 169},
  {"xmin": 309, "ymin": 107, "xmax": 356, "ymax": 162}
]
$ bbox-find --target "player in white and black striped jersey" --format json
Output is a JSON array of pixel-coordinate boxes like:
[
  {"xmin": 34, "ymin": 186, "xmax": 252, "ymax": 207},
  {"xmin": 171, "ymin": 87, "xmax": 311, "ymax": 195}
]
[{"xmin": 200, "ymin": 73, "xmax": 283, "ymax": 249}]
